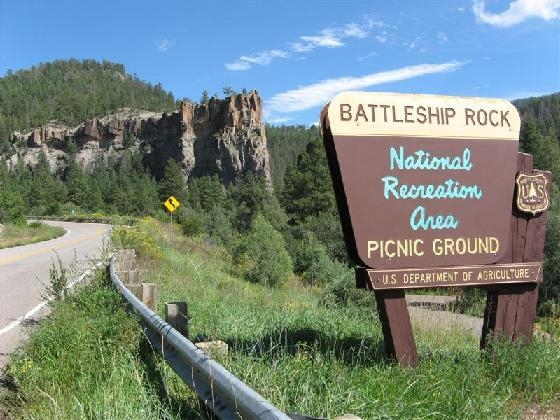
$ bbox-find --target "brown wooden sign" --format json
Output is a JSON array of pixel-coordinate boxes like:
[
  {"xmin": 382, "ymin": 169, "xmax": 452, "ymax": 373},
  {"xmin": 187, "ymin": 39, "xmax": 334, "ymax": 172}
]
[
  {"xmin": 360, "ymin": 262, "xmax": 542, "ymax": 290},
  {"xmin": 321, "ymin": 92, "xmax": 550, "ymax": 368},
  {"xmin": 321, "ymin": 92, "xmax": 521, "ymax": 270}
]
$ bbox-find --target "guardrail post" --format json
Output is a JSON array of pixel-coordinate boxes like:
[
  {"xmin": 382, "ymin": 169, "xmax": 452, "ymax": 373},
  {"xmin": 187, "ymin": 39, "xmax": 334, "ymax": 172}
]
[
  {"xmin": 141, "ymin": 283, "xmax": 158, "ymax": 311},
  {"xmin": 165, "ymin": 302, "xmax": 188, "ymax": 338},
  {"xmin": 116, "ymin": 249, "xmax": 140, "ymax": 286},
  {"xmin": 128, "ymin": 284, "xmax": 143, "ymax": 301}
]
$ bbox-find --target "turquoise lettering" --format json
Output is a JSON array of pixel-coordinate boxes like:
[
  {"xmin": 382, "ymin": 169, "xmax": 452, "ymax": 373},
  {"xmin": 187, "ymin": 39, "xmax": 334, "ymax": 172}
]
[
  {"xmin": 410, "ymin": 206, "xmax": 460, "ymax": 231},
  {"xmin": 383, "ymin": 176, "xmax": 400, "ymax": 199},
  {"xmin": 382, "ymin": 177, "xmax": 482, "ymax": 200},
  {"xmin": 389, "ymin": 146, "xmax": 473, "ymax": 171}
]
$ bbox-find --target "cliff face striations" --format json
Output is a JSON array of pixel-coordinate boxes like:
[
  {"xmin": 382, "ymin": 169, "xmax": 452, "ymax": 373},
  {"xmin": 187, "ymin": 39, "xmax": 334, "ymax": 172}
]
[{"xmin": 7, "ymin": 91, "xmax": 271, "ymax": 186}]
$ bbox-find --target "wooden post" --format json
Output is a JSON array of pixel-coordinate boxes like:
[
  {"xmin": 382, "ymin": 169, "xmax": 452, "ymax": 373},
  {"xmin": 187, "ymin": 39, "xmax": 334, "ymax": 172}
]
[
  {"xmin": 117, "ymin": 248, "xmax": 139, "ymax": 288},
  {"xmin": 128, "ymin": 284, "xmax": 143, "ymax": 301},
  {"xmin": 358, "ymin": 269, "xmax": 419, "ymax": 367},
  {"xmin": 141, "ymin": 283, "xmax": 158, "ymax": 311},
  {"xmin": 165, "ymin": 302, "xmax": 188, "ymax": 338},
  {"xmin": 481, "ymin": 153, "xmax": 551, "ymax": 348}
]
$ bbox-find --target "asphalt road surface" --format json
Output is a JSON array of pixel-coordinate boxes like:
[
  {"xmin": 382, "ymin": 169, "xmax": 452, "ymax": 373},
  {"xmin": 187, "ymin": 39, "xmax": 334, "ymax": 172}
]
[{"xmin": 0, "ymin": 221, "xmax": 110, "ymax": 369}]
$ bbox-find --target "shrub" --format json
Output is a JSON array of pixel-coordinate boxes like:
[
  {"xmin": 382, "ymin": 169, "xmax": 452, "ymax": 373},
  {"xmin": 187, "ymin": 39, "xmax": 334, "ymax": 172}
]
[
  {"xmin": 284, "ymin": 227, "xmax": 342, "ymax": 286},
  {"xmin": 300, "ymin": 210, "xmax": 348, "ymax": 263},
  {"xmin": 0, "ymin": 188, "xmax": 26, "ymax": 225},
  {"xmin": 233, "ymin": 214, "xmax": 293, "ymax": 286},
  {"xmin": 111, "ymin": 224, "xmax": 162, "ymax": 260},
  {"xmin": 178, "ymin": 209, "xmax": 206, "ymax": 237},
  {"xmin": 321, "ymin": 269, "xmax": 377, "ymax": 308},
  {"xmin": 205, "ymin": 206, "xmax": 238, "ymax": 248}
]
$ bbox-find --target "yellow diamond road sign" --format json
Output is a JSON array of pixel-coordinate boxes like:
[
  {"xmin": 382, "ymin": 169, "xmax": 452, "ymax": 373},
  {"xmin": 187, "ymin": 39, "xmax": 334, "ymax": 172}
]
[{"xmin": 164, "ymin": 196, "xmax": 181, "ymax": 213}]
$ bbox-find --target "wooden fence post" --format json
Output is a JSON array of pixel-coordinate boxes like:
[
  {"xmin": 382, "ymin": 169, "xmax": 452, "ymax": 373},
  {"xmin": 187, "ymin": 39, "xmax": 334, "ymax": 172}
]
[
  {"xmin": 141, "ymin": 283, "xmax": 158, "ymax": 312},
  {"xmin": 128, "ymin": 284, "xmax": 143, "ymax": 301},
  {"xmin": 165, "ymin": 302, "xmax": 189, "ymax": 338}
]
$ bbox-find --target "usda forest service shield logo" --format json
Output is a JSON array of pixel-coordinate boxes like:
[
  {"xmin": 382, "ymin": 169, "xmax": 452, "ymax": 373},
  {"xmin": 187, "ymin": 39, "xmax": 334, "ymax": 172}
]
[{"xmin": 516, "ymin": 173, "xmax": 549, "ymax": 215}]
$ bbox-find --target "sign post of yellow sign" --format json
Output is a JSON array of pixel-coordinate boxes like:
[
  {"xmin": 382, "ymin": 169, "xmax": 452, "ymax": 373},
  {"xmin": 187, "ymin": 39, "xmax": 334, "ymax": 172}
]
[{"xmin": 164, "ymin": 196, "xmax": 181, "ymax": 213}]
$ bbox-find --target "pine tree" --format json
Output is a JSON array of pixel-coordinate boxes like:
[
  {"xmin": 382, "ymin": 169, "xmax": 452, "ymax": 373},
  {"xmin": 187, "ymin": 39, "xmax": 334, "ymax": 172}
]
[
  {"xmin": 186, "ymin": 175, "xmax": 225, "ymax": 211},
  {"xmin": 158, "ymin": 158, "xmax": 186, "ymax": 202},
  {"xmin": 281, "ymin": 137, "xmax": 335, "ymax": 223},
  {"xmin": 228, "ymin": 172, "xmax": 286, "ymax": 231}
]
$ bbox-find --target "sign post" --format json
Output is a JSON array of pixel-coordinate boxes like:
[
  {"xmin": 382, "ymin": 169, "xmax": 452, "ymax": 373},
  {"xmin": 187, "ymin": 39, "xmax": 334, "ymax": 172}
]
[
  {"xmin": 164, "ymin": 196, "xmax": 181, "ymax": 242},
  {"xmin": 320, "ymin": 92, "xmax": 551, "ymax": 366}
]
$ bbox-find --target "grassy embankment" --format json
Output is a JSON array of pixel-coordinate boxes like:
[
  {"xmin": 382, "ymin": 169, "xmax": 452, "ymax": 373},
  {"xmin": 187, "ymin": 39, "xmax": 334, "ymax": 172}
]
[
  {"xmin": 1, "ymin": 255, "xmax": 199, "ymax": 419},
  {"xmin": 0, "ymin": 222, "xmax": 65, "ymax": 249},
  {"xmin": 3, "ymin": 218, "xmax": 560, "ymax": 419}
]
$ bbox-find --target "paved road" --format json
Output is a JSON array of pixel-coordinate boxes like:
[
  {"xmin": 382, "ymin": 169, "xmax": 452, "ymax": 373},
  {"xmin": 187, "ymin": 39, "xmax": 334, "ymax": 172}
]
[
  {"xmin": 0, "ymin": 221, "xmax": 110, "ymax": 369},
  {"xmin": 408, "ymin": 307, "xmax": 484, "ymax": 336},
  {"xmin": 406, "ymin": 294, "xmax": 483, "ymax": 336}
]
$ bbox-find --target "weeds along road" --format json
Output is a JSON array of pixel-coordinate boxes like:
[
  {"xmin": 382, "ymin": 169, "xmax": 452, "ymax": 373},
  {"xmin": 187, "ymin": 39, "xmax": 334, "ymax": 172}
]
[{"xmin": 0, "ymin": 221, "xmax": 110, "ymax": 369}]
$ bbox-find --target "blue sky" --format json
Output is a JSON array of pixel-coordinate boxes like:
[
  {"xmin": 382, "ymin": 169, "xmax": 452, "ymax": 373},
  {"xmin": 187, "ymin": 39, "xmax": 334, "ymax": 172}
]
[{"xmin": 1, "ymin": 0, "xmax": 558, "ymax": 125}]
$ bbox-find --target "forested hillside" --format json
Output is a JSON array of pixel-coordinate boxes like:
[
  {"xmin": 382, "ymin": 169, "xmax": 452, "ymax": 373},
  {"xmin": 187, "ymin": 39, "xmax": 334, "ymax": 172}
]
[
  {"xmin": 514, "ymin": 93, "xmax": 560, "ymax": 132},
  {"xmin": 0, "ymin": 59, "xmax": 176, "ymax": 153},
  {"xmin": 266, "ymin": 125, "xmax": 318, "ymax": 191}
]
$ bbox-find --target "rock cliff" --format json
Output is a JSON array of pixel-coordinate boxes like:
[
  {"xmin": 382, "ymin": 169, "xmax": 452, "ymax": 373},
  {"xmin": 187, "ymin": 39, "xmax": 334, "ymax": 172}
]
[{"xmin": 7, "ymin": 91, "xmax": 271, "ymax": 186}]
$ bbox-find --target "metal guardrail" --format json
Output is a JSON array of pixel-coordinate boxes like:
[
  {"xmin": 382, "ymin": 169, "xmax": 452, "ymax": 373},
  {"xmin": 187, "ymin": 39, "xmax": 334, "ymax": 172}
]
[
  {"xmin": 28, "ymin": 215, "xmax": 112, "ymax": 223},
  {"xmin": 109, "ymin": 255, "xmax": 291, "ymax": 420}
]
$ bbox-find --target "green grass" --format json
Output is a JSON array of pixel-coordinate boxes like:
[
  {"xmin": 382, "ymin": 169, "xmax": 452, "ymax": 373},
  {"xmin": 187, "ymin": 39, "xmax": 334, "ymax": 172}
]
[
  {"xmin": 1, "ymin": 269, "xmax": 198, "ymax": 419},
  {"xmin": 4, "ymin": 218, "xmax": 559, "ymax": 419},
  {"xmin": 0, "ymin": 222, "xmax": 65, "ymax": 249},
  {"xmin": 141, "ymin": 222, "xmax": 560, "ymax": 419}
]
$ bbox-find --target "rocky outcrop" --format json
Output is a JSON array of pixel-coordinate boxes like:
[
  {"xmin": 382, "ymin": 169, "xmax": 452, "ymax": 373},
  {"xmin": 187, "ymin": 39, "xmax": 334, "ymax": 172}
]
[{"xmin": 6, "ymin": 91, "xmax": 271, "ymax": 187}]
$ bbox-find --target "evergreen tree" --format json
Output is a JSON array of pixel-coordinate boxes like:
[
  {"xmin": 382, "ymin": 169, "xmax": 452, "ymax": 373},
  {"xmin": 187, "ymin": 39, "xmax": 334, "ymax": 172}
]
[
  {"xmin": 29, "ymin": 152, "xmax": 67, "ymax": 214},
  {"xmin": 281, "ymin": 137, "xmax": 335, "ymax": 223},
  {"xmin": 186, "ymin": 175, "xmax": 225, "ymax": 211},
  {"xmin": 158, "ymin": 158, "xmax": 186, "ymax": 202},
  {"xmin": 0, "ymin": 159, "xmax": 25, "ymax": 224},
  {"xmin": 228, "ymin": 172, "xmax": 286, "ymax": 232},
  {"xmin": 65, "ymin": 160, "xmax": 91, "ymax": 208}
]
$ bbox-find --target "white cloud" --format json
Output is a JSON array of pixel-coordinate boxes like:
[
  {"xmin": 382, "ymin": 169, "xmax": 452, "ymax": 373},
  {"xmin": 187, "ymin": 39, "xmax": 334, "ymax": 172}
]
[
  {"xmin": 403, "ymin": 35, "xmax": 423, "ymax": 50},
  {"xmin": 291, "ymin": 29, "xmax": 346, "ymax": 52},
  {"xmin": 226, "ymin": 16, "xmax": 384, "ymax": 71},
  {"xmin": 357, "ymin": 51, "xmax": 378, "ymax": 62},
  {"xmin": 473, "ymin": 0, "xmax": 560, "ymax": 27},
  {"xmin": 157, "ymin": 39, "xmax": 173, "ymax": 52},
  {"xmin": 225, "ymin": 61, "xmax": 252, "ymax": 71},
  {"xmin": 343, "ymin": 23, "xmax": 369, "ymax": 38},
  {"xmin": 375, "ymin": 31, "xmax": 390, "ymax": 43},
  {"xmin": 266, "ymin": 61, "xmax": 465, "ymax": 113},
  {"xmin": 300, "ymin": 32, "xmax": 344, "ymax": 48},
  {"xmin": 241, "ymin": 50, "xmax": 289, "ymax": 65},
  {"xmin": 364, "ymin": 16, "xmax": 388, "ymax": 29},
  {"xmin": 437, "ymin": 31, "xmax": 448, "ymax": 43},
  {"xmin": 225, "ymin": 49, "xmax": 288, "ymax": 71}
]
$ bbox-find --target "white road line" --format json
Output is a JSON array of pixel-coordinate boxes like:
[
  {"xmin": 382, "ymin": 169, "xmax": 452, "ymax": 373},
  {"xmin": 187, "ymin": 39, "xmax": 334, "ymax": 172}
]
[{"xmin": 0, "ymin": 260, "xmax": 105, "ymax": 336}]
